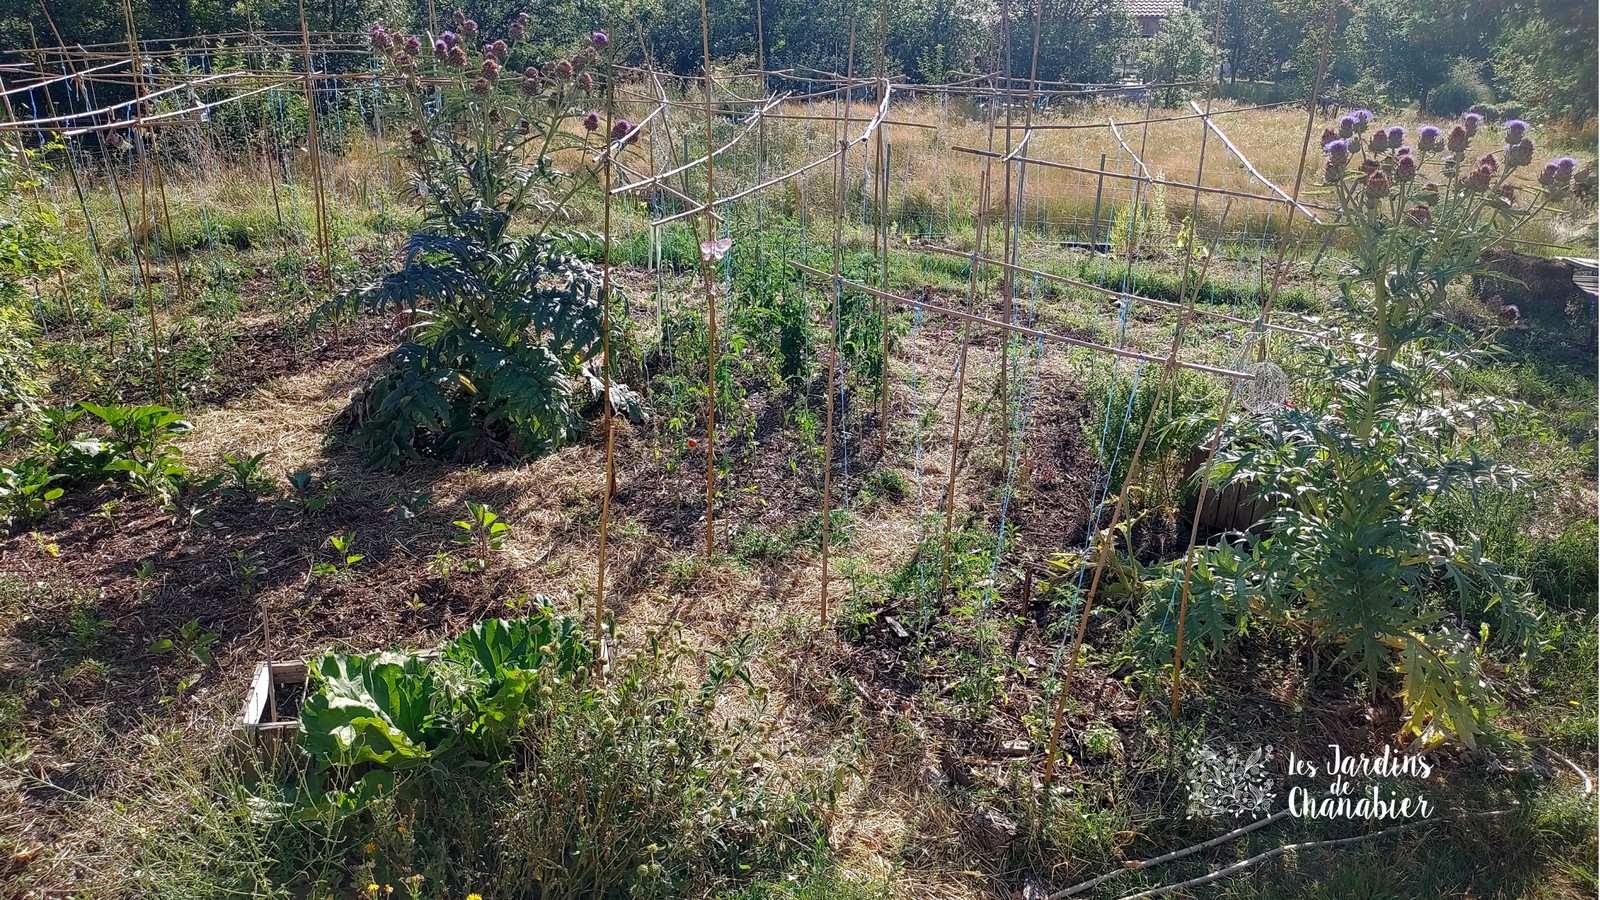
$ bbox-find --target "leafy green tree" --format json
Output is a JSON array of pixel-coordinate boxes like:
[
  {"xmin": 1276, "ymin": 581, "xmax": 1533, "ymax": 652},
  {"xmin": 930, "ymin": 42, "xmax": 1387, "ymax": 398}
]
[
  {"xmin": 1491, "ymin": 0, "xmax": 1598, "ymax": 128},
  {"xmin": 1141, "ymin": 7, "xmax": 1213, "ymax": 107}
]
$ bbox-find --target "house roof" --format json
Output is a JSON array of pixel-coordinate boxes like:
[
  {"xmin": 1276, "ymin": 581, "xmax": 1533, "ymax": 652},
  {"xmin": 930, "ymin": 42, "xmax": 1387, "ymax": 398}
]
[{"xmin": 1123, "ymin": 0, "xmax": 1184, "ymax": 17}]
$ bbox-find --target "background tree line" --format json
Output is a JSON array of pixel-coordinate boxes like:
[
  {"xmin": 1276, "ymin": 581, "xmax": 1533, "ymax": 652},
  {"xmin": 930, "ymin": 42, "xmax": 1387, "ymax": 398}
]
[{"xmin": 0, "ymin": 0, "xmax": 1593, "ymax": 128}]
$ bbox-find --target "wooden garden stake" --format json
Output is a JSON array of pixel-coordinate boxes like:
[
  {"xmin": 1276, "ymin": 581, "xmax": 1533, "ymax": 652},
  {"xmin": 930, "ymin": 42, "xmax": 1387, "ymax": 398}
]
[
  {"xmin": 696, "ymin": 0, "xmax": 723, "ymax": 559},
  {"xmin": 298, "ymin": 0, "xmax": 333, "ymax": 292},
  {"xmin": 819, "ymin": 22, "xmax": 857, "ymax": 627},
  {"xmin": 594, "ymin": 28, "xmax": 619, "ymax": 666}
]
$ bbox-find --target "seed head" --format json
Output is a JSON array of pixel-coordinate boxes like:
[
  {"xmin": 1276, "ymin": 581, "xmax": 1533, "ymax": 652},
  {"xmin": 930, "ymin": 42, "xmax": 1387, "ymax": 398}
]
[
  {"xmin": 447, "ymin": 45, "xmax": 468, "ymax": 68},
  {"xmin": 1395, "ymin": 154, "xmax": 1417, "ymax": 183},
  {"xmin": 1445, "ymin": 124, "xmax": 1468, "ymax": 153},
  {"xmin": 472, "ymin": 76, "xmax": 492, "ymax": 94},
  {"xmin": 1365, "ymin": 169, "xmax": 1391, "ymax": 199},
  {"xmin": 509, "ymin": 22, "xmax": 525, "ymax": 40},
  {"xmin": 1506, "ymin": 137, "xmax": 1534, "ymax": 168}
]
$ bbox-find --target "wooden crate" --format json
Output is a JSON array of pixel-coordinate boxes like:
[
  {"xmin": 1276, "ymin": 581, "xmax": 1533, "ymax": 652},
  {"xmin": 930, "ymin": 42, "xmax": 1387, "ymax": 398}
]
[{"xmin": 238, "ymin": 660, "xmax": 308, "ymax": 755}]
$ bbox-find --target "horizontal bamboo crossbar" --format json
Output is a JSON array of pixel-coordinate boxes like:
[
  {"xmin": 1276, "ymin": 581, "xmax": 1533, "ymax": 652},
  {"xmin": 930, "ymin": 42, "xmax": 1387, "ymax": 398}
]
[
  {"xmin": 914, "ymin": 243, "xmax": 1371, "ymax": 348},
  {"xmin": 952, "ymin": 143, "xmax": 1327, "ymax": 213},
  {"xmin": 787, "ymin": 259, "xmax": 1256, "ymax": 380}
]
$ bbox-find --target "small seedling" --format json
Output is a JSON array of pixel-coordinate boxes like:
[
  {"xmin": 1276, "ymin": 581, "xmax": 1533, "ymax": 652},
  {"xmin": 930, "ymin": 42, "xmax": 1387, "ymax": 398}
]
[
  {"xmin": 453, "ymin": 501, "xmax": 510, "ymax": 570},
  {"xmin": 135, "ymin": 559, "xmax": 157, "ymax": 602},
  {"xmin": 313, "ymin": 532, "xmax": 363, "ymax": 576},
  {"xmin": 222, "ymin": 451, "xmax": 273, "ymax": 497},
  {"xmin": 393, "ymin": 490, "xmax": 431, "ymax": 521},
  {"xmin": 280, "ymin": 470, "xmax": 333, "ymax": 515},
  {"xmin": 232, "ymin": 549, "xmax": 267, "ymax": 597},
  {"xmin": 150, "ymin": 618, "xmax": 219, "ymax": 665}
]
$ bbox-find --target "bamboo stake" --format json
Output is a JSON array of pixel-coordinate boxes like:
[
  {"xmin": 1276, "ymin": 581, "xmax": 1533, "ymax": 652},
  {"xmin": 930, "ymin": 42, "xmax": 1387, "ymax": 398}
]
[
  {"xmin": 939, "ymin": 67, "xmax": 1001, "ymax": 599},
  {"xmin": 298, "ymin": 0, "xmax": 332, "ymax": 292},
  {"xmin": 696, "ymin": 0, "xmax": 721, "ymax": 559},
  {"xmin": 594, "ymin": 29, "xmax": 619, "ymax": 665},
  {"xmin": 819, "ymin": 21, "xmax": 858, "ymax": 627},
  {"xmin": 118, "ymin": 0, "xmax": 167, "ymax": 406},
  {"xmin": 873, "ymin": 0, "xmax": 891, "ymax": 454}
]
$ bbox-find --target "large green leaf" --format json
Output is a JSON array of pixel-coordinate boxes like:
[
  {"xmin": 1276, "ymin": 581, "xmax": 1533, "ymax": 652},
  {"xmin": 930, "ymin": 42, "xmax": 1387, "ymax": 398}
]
[{"xmin": 298, "ymin": 651, "xmax": 453, "ymax": 769}]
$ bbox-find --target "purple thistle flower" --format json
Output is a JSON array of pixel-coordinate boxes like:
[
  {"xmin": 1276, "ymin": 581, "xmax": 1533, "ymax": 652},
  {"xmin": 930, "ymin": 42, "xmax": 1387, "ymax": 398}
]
[
  {"xmin": 453, "ymin": 8, "xmax": 466, "ymax": 26},
  {"xmin": 441, "ymin": 30, "xmax": 458, "ymax": 48},
  {"xmin": 433, "ymin": 38, "xmax": 448, "ymax": 58},
  {"xmin": 592, "ymin": 31, "xmax": 610, "ymax": 49},
  {"xmin": 517, "ymin": 117, "xmax": 531, "ymax": 134},
  {"xmin": 490, "ymin": 39, "xmax": 508, "ymax": 60},
  {"xmin": 1499, "ymin": 304, "xmax": 1520, "ymax": 322},
  {"xmin": 462, "ymin": 18, "xmax": 479, "ymax": 38},
  {"xmin": 1503, "ymin": 119, "xmax": 1529, "ymax": 143},
  {"xmin": 1324, "ymin": 138, "xmax": 1350, "ymax": 168},
  {"xmin": 404, "ymin": 35, "xmax": 421, "ymax": 55},
  {"xmin": 1417, "ymin": 125, "xmax": 1442, "ymax": 152},
  {"xmin": 1556, "ymin": 156, "xmax": 1578, "ymax": 173},
  {"xmin": 1338, "ymin": 115, "xmax": 1357, "ymax": 139},
  {"xmin": 611, "ymin": 119, "xmax": 633, "ymax": 142},
  {"xmin": 518, "ymin": 12, "xmax": 531, "ymax": 25},
  {"xmin": 1539, "ymin": 163, "xmax": 1560, "ymax": 187},
  {"xmin": 1386, "ymin": 125, "xmax": 1405, "ymax": 147},
  {"xmin": 583, "ymin": 111, "xmax": 601, "ymax": 132},
  {"xmin": 1462, "ymin": 112, "xmax": 1483, "ymax": 136},
  {"xmin": 520, "ymin": 73, "xmax": 541, "ymax": 94},
  {"xmin": 509, "ymin": 22, "xmax": 525, "ymax": 40},
  {"xmin": 1351, "ymin": 110, "xmax": 1373, "ymax": 132}
]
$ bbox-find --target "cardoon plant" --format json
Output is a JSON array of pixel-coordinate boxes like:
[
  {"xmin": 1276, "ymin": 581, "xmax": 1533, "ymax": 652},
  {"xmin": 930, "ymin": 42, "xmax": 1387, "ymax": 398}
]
[
  {"xmin": 1145, "ymin": 115, "xmax": 1585, "ymax": 748},
  {"xmin": 322, "ymin": 18, "xmax": 641, "ymax": 469}
]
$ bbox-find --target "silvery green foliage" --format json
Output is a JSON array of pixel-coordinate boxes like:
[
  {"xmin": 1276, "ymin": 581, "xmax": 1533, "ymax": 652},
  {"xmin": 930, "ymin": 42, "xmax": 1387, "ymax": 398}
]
[{"xmin": 1186, "ymin": 742, "xmax": 1277, "ymax": 819}]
